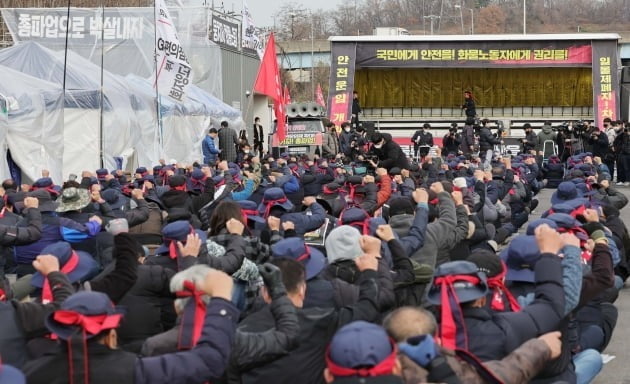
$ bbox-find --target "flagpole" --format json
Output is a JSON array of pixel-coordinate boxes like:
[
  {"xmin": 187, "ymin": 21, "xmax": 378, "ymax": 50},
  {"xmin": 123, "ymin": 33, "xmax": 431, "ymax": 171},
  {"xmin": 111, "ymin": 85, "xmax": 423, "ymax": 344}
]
[
  {"xmin": 99, "ymin": 0, "xmax": 105, "ymax": 168},
  {"xmin": 62, "ymin": 0, "xmax": 71, "ymax": 93},
  {"xmin": 153, "ymin": 0, "xmax": 163, "ymax": 159}
]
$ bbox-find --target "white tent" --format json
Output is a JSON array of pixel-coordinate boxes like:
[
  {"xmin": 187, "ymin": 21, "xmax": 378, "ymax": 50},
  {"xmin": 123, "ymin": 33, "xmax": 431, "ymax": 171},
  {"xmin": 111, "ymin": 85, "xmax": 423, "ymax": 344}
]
[
  {"xmin": 0, "ymin": 64, "xmax": 64, "ymax": 182},
  {"xmin": 0, "ymin": 41, "xmax": 245, "ymax": 177}
]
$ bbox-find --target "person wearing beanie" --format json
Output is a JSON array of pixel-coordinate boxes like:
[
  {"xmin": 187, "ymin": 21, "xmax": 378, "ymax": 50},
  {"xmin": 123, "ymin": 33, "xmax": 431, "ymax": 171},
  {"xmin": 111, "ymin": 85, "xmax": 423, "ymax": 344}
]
[{"xmin": 321, "ymin": 226, "xmax": 365, "ymax": 285}]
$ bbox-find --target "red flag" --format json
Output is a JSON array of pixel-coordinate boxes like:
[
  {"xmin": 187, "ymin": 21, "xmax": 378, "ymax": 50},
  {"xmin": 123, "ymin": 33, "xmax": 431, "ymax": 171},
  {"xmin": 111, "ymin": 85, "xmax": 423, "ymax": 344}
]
[
  {"xmin": 283, "ymin": 84, "xmax": 292, "ymax": 105},
  {"xmin": 315, "ymin": 83, "xmax": 325, "ymax": 107},
  {"xmin": 253, "ymin": 33, "xmax": 286, "ymax": 142}
]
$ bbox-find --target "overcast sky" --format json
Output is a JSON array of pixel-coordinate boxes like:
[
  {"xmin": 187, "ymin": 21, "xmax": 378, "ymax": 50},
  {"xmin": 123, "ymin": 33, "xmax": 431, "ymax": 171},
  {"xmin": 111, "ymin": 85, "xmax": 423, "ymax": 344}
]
[{"xmin": 240, "ymin": 0, "xmax": 342, "ymax": 27}]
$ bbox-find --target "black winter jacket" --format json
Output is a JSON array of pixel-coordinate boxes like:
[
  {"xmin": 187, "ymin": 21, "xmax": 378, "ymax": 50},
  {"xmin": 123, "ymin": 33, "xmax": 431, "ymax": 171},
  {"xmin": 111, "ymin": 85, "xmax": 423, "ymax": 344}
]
[
  {"xmin": 235, "ymin": 270, "xmax": 381, "ymax": 384},
  {"xmin": 461, "ymin": 253, "xmax": 565, "ymax": 362}
]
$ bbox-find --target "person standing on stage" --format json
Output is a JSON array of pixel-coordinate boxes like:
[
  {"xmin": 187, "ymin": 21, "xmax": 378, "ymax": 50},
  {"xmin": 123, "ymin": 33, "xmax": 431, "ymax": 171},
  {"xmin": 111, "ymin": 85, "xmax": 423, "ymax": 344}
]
[
  {"xmin": 253, "ymin": 117, "xmax": 265, "ymax": 156},
  {"xmin": 462, "ymin": 90, "xmax": 477, "ymax": 119},
  {"xmin": 351, "ymin": 91, "xmax": 362, "ymax": 130}
]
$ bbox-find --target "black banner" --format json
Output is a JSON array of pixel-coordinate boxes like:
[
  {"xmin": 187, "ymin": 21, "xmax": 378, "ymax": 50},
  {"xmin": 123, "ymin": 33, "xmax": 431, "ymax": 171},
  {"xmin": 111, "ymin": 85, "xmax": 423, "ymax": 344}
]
[
  {"xmin": 210, "ymin": 15, "xmax": 239, "ymax": 50},
  {"xmin": 354, "ymin": 40, "xmax": 593, "ymax": 68},
  {"xmin": 327, "ymin": 43, "xmax": 357, "ymax": 127},
  {"xmin": 592, "ymin": 40, "xmax": 620, "ymax": 128}
]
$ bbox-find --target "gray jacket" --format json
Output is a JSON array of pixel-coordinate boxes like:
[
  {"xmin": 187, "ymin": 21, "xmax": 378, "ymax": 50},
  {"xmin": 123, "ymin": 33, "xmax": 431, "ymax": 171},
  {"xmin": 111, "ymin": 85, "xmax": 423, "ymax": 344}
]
[{"xmin": 218, "ymin": 127, "xmax": 239, "ymax": 163}]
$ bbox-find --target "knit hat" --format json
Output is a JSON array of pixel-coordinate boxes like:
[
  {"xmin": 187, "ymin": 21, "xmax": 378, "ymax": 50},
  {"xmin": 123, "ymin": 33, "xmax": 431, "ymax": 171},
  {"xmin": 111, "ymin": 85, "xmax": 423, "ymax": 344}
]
[
  {"xmin": 452, "ymin": 177, "xmax": 468, "ymax": 189},
  {"xmin": 388, "ymin": 197, "xmax": 415, "ymax": 217},
  {"xmin": 326, "ymin": 321, "xmax": 397, "ymax": 378},
  {"xmin": 325, "ymin": 226, "xmax": 363, "ymax": 263}
]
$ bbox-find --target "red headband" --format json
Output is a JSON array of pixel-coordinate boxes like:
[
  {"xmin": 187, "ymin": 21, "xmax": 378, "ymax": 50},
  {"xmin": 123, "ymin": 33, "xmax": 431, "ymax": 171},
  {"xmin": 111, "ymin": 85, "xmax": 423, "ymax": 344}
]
[
  {"xmin": 241, "ymin": 209, "xmax": 260, "ymax": 225},
  {"xmin": 164, "ymin": 227, "xmax": 195, "ymax": 260},
  {"xmin": 325, "ymin": 340, "xmax": 398, "ymax": 378},
  {"xmin": 262, "ymin": 197, "xmax": 288, "ymax": 218},
  {"xmin": 486, "ymin": 262, "xmax": 521, "ymax": 312},
  {"xmin": 176, "ymin": 280, "xmax": 206, "ymax": 350},
  {"xmin": 53, "ymin": 310, "xmax": 122, "ymax": 336},
  {"xmin": 435, "ymin": 274, "xmax": 481, "ymax": 350},
  {"xmin": 296, "ymin": 246, "xmax": 311, "ymax": 262},
  {"xmin": 42, "ymin": 251, "xmax": 80, "ymax": 304}
]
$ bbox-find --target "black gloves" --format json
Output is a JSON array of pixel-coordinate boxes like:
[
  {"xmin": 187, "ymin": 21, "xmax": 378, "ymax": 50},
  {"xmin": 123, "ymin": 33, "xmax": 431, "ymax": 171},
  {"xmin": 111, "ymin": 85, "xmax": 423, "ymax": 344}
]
[{"xmin": 258, "ymin": 263, "xmax": 286, "ymax": 300}]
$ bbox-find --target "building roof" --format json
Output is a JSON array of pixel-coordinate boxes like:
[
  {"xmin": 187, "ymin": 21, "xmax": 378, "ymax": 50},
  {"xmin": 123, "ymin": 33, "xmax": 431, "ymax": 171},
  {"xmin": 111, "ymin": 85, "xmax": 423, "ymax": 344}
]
[{"xmin": 329, "ymin": 33, "xmax": 620, "ymax": 43}]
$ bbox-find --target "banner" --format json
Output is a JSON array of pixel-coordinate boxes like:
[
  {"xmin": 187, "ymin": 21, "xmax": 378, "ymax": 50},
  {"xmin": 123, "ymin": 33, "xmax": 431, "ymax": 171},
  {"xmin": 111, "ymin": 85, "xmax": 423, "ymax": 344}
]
[
  {"xmin": 354, "ymin": 41, "xmax": 593, "ymax": 68},
  {"xmin": 592, "ymin": 41, "xmax": 620, "ymax": 129},
  {"xmin": 279, "ymin": 121, "xmax": 324, "ymax": 146},
  {"xmin": 6, "ymin": 9, "xmax": 144, "ymax": 41},
  {"xmin": 210, "ymin": 15, "xmax": 239, "ymax": 50},
  {"xmin": 327, "ymin": 43, "xmax": 356, "ymax": 127},
  {"xmin": 241, "ymin": 0, "xmax": 264, "ymax": 58},
  {"xmin": 154, "ymin": 0, "xmax": 193, "ymax": 102}
]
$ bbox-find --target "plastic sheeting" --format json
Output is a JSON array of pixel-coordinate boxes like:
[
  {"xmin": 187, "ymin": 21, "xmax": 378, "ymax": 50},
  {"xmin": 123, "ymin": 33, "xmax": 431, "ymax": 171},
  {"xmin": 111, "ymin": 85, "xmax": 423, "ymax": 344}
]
[
  {"xmin": 124, "ymin": 74, "xmax": 244, "ymax": 165},
  {"xmin": 0, "ymin": 65, "xmax": 64, "ymax": 182},
  {"xmin": 0, "ymin": 41, "xmax": 143, "ymax": 176},
  {"xmin": 0, "ymin": 41, "xmax": 243, "ymax": 178}
]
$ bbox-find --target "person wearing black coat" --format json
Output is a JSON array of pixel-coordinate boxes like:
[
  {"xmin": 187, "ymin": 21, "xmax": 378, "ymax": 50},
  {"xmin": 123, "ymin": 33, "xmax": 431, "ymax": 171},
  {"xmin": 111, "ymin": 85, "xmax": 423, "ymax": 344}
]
[
  {"xmin": 0, "ymin": 256, "xmax": 74, "ymax": 368},
  {"xmin": 0, "ymin": 197, "xmax": 42, "ymax": 246},
  {"xmin": 478, "ymin": 125, "xmax": 501, "ymax": 154},
  {"xmin": 367, "ymin": 132, "xmax": 409, "ymax": 171},
  {"xmin": 23, "ymin": 270, "xmax": 240, "ymax": 384},
  {"xmin": 233, "ymin": 255, "xmax": 382, "ymax": 384},
  {"xmin": 430, "ymin": 225, "xmax": 566, "ymax": 364},
  {"xmin": 443, "ymin": 126, "xmax": 461, "ymax": 155},
  {"xmin": 461, "ymin": 91, "xmax": 476, "ymax": 118},
  {"xmin": 587, "ymin": 127, "xmax": 610, "ymax": 158}
]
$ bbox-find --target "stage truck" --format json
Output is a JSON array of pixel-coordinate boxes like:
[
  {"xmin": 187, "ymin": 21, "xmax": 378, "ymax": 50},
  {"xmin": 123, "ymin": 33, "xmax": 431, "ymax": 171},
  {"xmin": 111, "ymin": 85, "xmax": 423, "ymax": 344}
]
[
  {"xmin": 326, "ymin": 32, "xmax": 621, "ymax": 155},
  {"xmin": 269, "ymin": 102, "xmax": 327, "ymax": 158}
]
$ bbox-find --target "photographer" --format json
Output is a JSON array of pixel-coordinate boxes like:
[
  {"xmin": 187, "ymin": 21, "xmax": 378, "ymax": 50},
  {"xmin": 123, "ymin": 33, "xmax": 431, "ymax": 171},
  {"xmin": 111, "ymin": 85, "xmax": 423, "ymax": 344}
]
[
  {"xmin": 339, "ymin": 122, "xmax": 358, "ymax": 158},
  {"xmin": 412, "ymin": 123, "xmax": 434, "ymax": 157},
  {"xmin": 367, "ymin": 132, "xmax": 409, "ymax": 171},
  {"xmin": 586, "ymin": 125, "xmax": 609, "ymax": 159},
  {"xmin": 521, "ymin": 123, "xmax": 537, "ymax": 153},
  {"xmin": 478, "ymin": 121, "xmax": 501, "ymax": 154},
  {"xmin": 536, "ymin": 121, "xmax": 557, "ymax": 156},
  {"xmin": 443, "ymin": 123, "xmax": 461, "ymax": 155}
]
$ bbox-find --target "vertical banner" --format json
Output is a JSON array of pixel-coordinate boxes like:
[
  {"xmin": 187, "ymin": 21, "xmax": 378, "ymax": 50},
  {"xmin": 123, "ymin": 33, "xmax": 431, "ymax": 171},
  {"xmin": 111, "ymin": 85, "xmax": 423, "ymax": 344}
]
[
  {"xmin": 154, "ymin": 0, "xmax": 193, "ymax": 102},
  {"xmin": 327, "ymin": 42, "xmax": 357, "ymax": 128},
  {"xmin": 592, "ymin": 40, "xmax": 619, "ymax": 129},
  {"xmin": 316, "ymin": 83, "xmax": 326, "ymax": 107},
  {"xmin": 242, "ymin": 0, "xmax": 264, "ymax": 58}
]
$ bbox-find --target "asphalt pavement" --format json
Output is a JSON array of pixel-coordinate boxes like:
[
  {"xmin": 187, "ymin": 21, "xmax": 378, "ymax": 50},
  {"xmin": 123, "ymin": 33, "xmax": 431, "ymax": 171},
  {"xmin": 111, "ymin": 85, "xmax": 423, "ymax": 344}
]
[{"xmin": 531, "ymin": 187, "xmax": 629, "ymax": 384}]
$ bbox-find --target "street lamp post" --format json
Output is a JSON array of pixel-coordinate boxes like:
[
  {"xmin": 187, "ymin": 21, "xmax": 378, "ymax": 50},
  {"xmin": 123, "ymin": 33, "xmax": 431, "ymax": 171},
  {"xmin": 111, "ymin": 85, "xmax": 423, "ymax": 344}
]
[
  {"xmin": 310, "ymin": 11, "xmax": 314, "ymax": 101},
  {"xmin": 523, "ymin": 0, "xmax": 527, "ymax": 34},
  {"xmin": 470, "ymin": 8, "xmax": 474, "ymax": 34},
  {"xmin": 423, "ymin": 15, "xmax": 440, "ymax": 35},
  {"xmin": 454, "ymin": 4, "xmax": 464, "ymax": 34}
]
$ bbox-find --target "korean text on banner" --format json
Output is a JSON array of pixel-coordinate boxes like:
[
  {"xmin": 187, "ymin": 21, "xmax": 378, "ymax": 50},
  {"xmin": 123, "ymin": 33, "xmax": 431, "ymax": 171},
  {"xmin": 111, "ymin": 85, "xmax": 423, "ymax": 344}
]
[
  {"xmin": 154, "ymin": 0, "xmax": 193, "ymax": 102},
  {"xmin": 327, "ymin": 43, "xmax": 357, "ymax": 128},
  {"xmin": 242, "ymin": 0, "xmax": 264, "ymax": 58}
]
